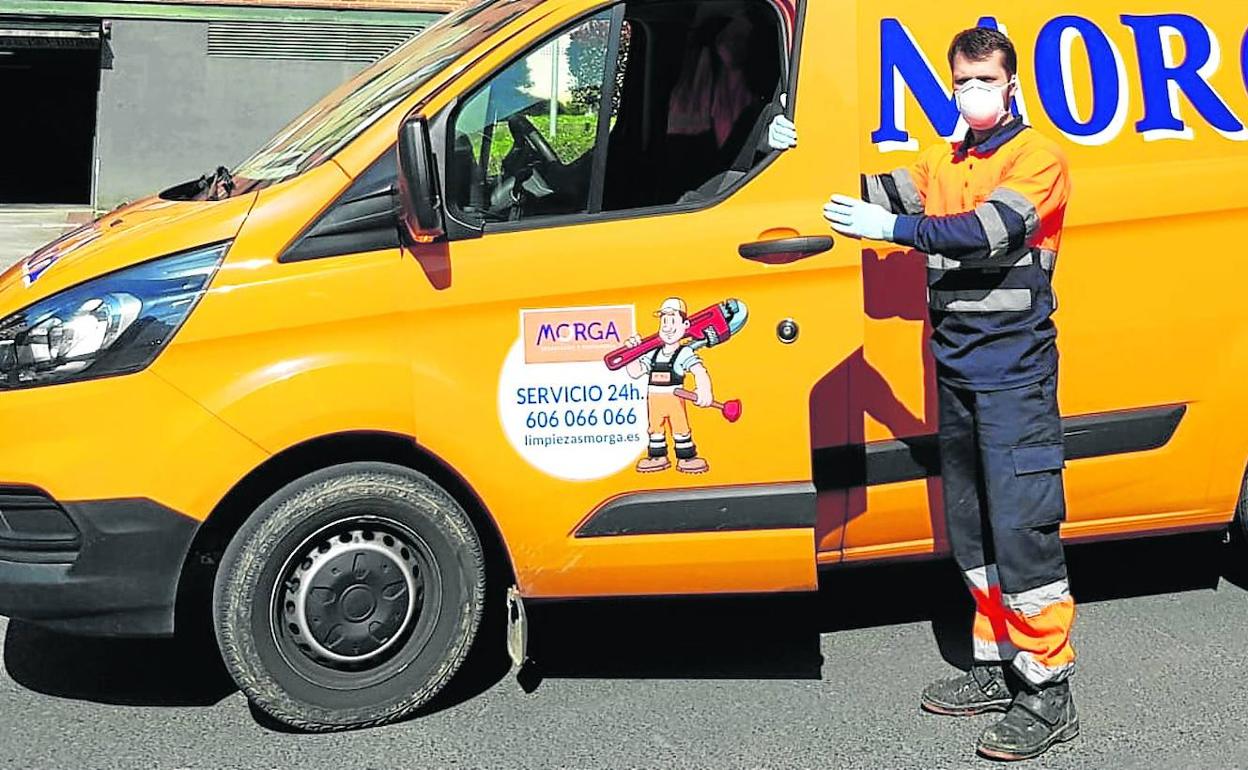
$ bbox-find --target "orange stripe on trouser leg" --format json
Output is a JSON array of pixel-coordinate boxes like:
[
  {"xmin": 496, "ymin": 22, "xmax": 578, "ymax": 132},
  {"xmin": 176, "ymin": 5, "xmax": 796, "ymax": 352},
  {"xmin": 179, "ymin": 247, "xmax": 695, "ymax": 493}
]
[{"xmin": 1003, "ymin": 587, "xmax": 1076, "ymax": 685}]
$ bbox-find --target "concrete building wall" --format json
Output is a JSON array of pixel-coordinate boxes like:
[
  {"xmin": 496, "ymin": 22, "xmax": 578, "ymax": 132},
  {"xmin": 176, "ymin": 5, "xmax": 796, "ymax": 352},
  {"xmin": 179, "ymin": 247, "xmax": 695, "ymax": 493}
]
[{"xmin": 96, "ymin": 18, "xmax": 369, "ymax": 207}]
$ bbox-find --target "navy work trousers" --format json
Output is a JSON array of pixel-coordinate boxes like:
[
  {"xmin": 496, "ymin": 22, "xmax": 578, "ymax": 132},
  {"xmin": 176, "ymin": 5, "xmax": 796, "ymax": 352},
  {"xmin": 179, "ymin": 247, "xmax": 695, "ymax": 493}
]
[{"xmin": 938, "ymin": 372, "xmax": 1076, "ymax": 685}]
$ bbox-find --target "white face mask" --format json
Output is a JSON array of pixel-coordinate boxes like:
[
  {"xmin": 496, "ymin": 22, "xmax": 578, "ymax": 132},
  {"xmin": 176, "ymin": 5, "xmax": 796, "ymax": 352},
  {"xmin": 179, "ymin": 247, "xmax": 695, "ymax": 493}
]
[{"xmin": 955, "ymin": 77, "xmax": 1016, "ymax": 131}]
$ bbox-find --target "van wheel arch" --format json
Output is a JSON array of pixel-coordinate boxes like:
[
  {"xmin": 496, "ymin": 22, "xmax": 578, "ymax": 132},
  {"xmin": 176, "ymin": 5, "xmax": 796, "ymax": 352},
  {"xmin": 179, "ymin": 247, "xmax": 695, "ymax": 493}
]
[{"xmin": 175, "ymin": 431, "xmax": 514, "ymax": 640}]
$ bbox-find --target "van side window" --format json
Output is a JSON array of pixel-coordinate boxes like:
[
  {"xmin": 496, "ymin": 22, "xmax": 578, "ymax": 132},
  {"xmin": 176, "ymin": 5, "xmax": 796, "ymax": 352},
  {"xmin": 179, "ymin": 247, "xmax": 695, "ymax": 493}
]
[{"xmin": 445, "ymin": 0, "xmax": 785, "ymax": 227}]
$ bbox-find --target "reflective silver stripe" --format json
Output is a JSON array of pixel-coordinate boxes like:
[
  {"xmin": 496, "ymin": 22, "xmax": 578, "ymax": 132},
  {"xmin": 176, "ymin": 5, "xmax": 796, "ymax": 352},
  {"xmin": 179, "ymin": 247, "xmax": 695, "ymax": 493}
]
[
  {"xmin": 966, "ymin": 567, "xmax": 1021, "ymax": 663},
  {"xmin": 891, "ymin": 169, "xmax": 925, "ymax": 215},
  {"xmin": 926, "ymin": 252, "xmax": 962, "ymax": 270},
  {"xmin": 988, "ymin": 187, "xmax": 1039, "ymax": 241},
  {"xmin": 981, "ymin": 248, "xmax": 1035, "ymax": 269},
  {"xmin": 963, "ymin": 565, "xmax": 1001, "ymax": 592},
  {"xmin": 1003, "ymin": 579, "xmax": 1071, "ymax": 617},
  {"xmin": 973, "ymin": 635, "xmax": 1019, "ymax": 663},
  {"xmin": 975, "ymin": 202, "xmax": 1011, "ymax": 259},
  {"xmin": 1002, "ymin": 251, "xmax": 1034, "ymax": 268},
  {"xmin": 931, "ymin": 288, "xmax": 1032, "ymax": 312},
  {"xmin": 863, "ymin": 175, "xmax": 892, "ymax": 210},
  {"xmin": 1013, "ymin": 651, "xmax": 1075, "ymax": 686},
  {"xmin": 1039, "ymin": 248, "xmax": 1057, "ymax": 272}
]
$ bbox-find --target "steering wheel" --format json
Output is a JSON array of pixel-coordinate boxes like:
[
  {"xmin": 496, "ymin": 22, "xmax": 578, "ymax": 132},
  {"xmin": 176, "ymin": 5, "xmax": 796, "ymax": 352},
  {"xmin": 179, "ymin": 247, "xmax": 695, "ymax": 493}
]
[
  {"xmin": 507, "ymin": 115, "xmax": 560, "ymax": 167},
  {"xmin": 478, "ymin": 114, "xmax": 563, "ymax": 219}
]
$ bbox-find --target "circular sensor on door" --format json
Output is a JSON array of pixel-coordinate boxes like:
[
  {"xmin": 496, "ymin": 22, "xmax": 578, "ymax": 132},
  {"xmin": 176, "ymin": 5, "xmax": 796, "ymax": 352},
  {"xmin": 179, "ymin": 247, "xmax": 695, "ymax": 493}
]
[{"xmin": 777, "ymin": 319, "xmax": 799, "ymax": 344}]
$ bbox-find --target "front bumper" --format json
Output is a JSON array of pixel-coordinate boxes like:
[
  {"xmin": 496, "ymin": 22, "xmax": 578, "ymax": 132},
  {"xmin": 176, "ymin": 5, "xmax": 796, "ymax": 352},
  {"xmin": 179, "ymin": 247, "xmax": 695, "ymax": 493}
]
[{"xmin": 0, "ymin": 486, "xmax": 199, "ymax": 636}]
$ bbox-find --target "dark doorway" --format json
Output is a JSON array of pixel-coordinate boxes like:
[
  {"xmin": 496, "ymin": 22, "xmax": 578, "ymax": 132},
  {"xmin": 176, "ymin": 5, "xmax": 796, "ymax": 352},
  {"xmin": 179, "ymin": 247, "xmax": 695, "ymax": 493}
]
[{"xmin": 0, "ymin": 43, "xmax": 100, "ymax": 204}]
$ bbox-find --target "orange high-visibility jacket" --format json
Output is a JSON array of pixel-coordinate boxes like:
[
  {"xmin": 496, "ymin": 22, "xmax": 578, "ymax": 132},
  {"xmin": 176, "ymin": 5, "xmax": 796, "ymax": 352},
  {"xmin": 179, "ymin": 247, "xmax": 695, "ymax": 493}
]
[{"xmin": 865, "ymin": 121, "xmax": 1073, "ymax": 390}]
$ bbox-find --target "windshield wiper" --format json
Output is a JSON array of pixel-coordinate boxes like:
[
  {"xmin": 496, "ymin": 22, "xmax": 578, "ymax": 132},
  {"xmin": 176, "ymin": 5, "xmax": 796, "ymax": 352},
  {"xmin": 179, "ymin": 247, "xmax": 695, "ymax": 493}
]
[{"xmin": 196, "ymin": 165, "xmax": 236, "ymax": 200}]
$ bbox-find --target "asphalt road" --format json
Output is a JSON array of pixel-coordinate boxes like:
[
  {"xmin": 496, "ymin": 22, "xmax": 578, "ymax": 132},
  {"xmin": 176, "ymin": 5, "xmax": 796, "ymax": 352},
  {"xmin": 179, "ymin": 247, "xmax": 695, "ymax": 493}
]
[{"xmin": 3, "ymin": 531, "xmax": 1248, "ymax": 769}]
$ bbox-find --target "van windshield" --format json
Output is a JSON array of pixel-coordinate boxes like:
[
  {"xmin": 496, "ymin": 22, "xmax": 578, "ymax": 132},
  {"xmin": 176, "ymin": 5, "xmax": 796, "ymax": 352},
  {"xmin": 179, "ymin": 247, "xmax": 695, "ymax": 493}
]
[{"xmin": 227, "ymin": 0, "xmax": 543, "ymax": 193}]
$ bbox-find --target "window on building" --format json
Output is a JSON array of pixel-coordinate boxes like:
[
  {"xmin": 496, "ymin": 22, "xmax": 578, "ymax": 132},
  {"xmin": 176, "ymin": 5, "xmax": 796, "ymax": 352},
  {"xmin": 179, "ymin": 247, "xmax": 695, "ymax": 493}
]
[{"xmin": 446, "ymin": 0, "xmax": 786, "ymax": 227}]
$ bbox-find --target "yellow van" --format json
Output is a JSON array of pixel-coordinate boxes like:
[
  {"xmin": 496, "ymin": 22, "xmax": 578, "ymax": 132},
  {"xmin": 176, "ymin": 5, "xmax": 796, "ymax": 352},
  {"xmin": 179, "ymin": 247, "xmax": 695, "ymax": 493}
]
[{"xmin": 2, "ymin": 0, "xmax": 1247, "ymax": 731}]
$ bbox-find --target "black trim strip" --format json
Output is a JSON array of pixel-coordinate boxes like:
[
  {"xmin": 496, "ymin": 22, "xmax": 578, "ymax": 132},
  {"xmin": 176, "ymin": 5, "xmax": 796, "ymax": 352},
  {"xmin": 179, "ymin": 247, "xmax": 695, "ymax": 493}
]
[
  {"xmin": 575, "ymin": 482, "xmax": 815, "ymax": 538},
  {"xmin": 578, "ymin": 404, "xmax": 1186, "ymax": 539},
  {"xmin": 785, "ymin": 0, "xmax": 806, "ymax": 119},
  {"xmin": 586, "ymin": 4, "xmax": 625, "ymax": 215},
  {"xmin": 878, "ymin": 173, "xmax": 905, "ymax": 216},
  {"xmin": 279, "ymin": 150, "xmax": 401, "ymax": 263},
  {"xmin": 814, "ymin": 404, "xmax": 1187, "ymax": 491}
]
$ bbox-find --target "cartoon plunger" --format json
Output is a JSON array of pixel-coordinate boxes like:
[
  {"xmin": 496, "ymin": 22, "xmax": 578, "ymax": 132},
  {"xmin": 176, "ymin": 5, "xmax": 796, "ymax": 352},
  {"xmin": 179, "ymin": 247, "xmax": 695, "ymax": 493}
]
[{"xmin": 674, "ymin": 389, "xmax": 742, "ymax": 423}]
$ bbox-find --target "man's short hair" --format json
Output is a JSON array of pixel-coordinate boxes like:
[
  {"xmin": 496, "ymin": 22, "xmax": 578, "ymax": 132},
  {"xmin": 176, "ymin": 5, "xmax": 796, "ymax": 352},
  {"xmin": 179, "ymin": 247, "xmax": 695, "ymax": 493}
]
[{"xmin": 947, "ymin": 27, "xmax": 1017, "ymax": 77}]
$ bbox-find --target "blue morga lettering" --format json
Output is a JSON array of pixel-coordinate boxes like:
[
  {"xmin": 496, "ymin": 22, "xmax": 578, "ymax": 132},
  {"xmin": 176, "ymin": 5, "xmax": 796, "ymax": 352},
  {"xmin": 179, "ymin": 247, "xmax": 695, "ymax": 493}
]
[
  {"xmin": 873, "ymin": 17, "xmax": 1025, "ymax": 153},
  {"xmin": 873, "ymin": 18, "xmax": 963, "ymax": 151},
  {"xmin": 23, "ymin": 253, "xmax": 59, "ymax": 286},
  {"xmin": 1035, "ymin": 16, "xmax": 1129, "ymax": 146},
  {"xmin": 975, "ymin": 17, "xmax": 1030, "ymax": 123},
  {"xmin": 873, "ymin": 12, "xmax": 1248, "ymax": 151},
  {"xmin": 1122, "ymin": 13, "xmax": 1248, "ymax": 141},
  {"xmin": 1243, "ymin": 28, "xmax": 1248, "ymax": 96}
]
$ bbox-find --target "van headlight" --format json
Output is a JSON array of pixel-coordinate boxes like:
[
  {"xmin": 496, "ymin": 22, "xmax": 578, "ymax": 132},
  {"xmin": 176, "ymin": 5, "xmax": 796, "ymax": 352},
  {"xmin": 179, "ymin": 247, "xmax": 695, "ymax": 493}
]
[{"xmin": 0, "ymin": 242, "xmax": 228, "ymax": 390}]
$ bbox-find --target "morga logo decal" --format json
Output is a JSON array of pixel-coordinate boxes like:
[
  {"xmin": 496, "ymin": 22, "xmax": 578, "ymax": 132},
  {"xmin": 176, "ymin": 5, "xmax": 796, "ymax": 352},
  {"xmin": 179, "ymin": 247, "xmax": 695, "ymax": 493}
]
[
  {"xmin": 500, "ymin": 305, "xmax": 646, "ymax": 480},
  {"xmin": 875, "ymin": 13, "xmax": 1248, "ymax": 151},
  {"xmin": 21, "ymin": 223, "xmax": 102, "ymax": 287},
  {"xmin": 499, "ymin": 299, "xmax": 750, "ymax": 480},
  {"xmin": 523, "ymin": 306, "xmax": 630, "ymax": 365}
]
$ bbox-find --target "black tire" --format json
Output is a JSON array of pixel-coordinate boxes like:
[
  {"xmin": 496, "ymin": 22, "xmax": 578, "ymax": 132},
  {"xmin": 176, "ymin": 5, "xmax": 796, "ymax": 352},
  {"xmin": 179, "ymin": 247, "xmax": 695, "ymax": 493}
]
[
  {"xmin": 212, "ymin": 462, "xmax": 485, "ymax": 731},
  {"xmin": 1233, "ymin": 467, "xmax": 1248, "ymax": 546}
]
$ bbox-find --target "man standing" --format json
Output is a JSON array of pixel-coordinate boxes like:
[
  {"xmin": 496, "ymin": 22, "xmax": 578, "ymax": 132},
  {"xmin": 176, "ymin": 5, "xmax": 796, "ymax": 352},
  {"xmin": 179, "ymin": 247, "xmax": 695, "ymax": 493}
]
[{"xmin": 770, "ymin": 28, "xmax": 1076, "ymax": 761}]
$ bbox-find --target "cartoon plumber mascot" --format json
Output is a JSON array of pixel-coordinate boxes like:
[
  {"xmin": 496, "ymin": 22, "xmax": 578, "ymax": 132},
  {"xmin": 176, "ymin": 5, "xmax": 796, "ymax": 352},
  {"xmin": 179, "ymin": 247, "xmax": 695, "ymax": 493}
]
[{"xmin": 623, "ymin": 298, "xmax": 713, "ymax": 474}]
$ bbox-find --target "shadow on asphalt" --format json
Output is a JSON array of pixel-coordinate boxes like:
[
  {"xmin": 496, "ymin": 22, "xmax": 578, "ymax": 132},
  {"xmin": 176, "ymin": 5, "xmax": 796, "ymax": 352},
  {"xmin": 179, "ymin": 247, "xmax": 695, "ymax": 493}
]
[
  {"xmin": 2, "ymin": 531, "xmax": 1235, "ymax": 722},
  {"xmin": 516, "ymin": 531, "xmax": 1231, "ymax": 688},
  {"xmin": 2, "ymin": 621, "xmax": 236, "ymax": 707}
]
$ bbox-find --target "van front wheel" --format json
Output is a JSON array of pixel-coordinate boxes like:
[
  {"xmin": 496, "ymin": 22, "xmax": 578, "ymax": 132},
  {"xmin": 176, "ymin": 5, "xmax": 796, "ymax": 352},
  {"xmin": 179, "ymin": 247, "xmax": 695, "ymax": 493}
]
[{"xmin": 213, "ymin": 462, "xmax": 485, "ymax": 731}]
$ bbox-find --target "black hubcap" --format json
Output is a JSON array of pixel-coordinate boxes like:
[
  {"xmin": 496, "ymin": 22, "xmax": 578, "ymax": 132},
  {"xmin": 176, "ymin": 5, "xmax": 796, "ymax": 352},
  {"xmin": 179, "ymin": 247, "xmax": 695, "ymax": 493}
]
[
  {"xmin": 302, "ymin": 547, "xmax": 416, "ymax": 659},
  {"xmin": 279, "ymin": 526, "xmax": 428, "ymax": 670}
]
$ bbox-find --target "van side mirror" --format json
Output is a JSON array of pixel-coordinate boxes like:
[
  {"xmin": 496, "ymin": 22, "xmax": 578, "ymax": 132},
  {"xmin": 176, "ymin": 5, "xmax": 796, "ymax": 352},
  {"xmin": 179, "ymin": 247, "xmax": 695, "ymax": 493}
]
[{"xmin": 397, "ymin": 114, "xmax": 446, "ymax": 244}]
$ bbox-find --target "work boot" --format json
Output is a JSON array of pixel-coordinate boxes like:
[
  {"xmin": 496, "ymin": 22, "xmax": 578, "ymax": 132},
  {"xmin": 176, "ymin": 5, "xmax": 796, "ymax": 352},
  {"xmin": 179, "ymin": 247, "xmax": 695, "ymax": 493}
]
[
  {"xmin": 977, "ymin": 680, "xmax": 1079, "ymax": 762},
  {"xmin": 636, "ymin": 456, "xmax": 671, "ymax": 472},
  {"xmin": 676, "ymin": 457, "xmax": 709, "ymax": 474},
  {"xmin": 921, "ymin": 664, "xmax": 1014, "ymax": 716}
]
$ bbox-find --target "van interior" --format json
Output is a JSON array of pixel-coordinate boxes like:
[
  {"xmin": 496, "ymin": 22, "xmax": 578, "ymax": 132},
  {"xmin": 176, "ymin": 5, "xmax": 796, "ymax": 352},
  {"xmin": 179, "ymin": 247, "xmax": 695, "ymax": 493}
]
[{"xmin": 447, "ymin": 0, "xmax": 785, "ymax": 224}]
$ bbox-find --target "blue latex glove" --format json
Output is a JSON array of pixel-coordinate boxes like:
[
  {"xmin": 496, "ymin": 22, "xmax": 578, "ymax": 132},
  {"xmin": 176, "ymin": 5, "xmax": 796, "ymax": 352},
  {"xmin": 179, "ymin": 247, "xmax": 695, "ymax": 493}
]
[
  {"xmin": 766, "ymin": 94, "xmax": 797, "ymax": 150},
  {"xmin": 823, "ymin": 194, "xmax": 898, "ymax": 241}
]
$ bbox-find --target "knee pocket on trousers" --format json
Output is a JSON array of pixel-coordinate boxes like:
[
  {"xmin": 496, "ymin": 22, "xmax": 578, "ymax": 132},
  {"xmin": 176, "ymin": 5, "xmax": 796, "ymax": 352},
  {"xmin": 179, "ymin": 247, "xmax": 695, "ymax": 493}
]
[
  {"xmin": 1012, "ymin": 443, "xmax": 1065, "ymax": 475},
  {"xmin": 1007, "ymin": 443, "xmax": 1066, "ymax": 528}
]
